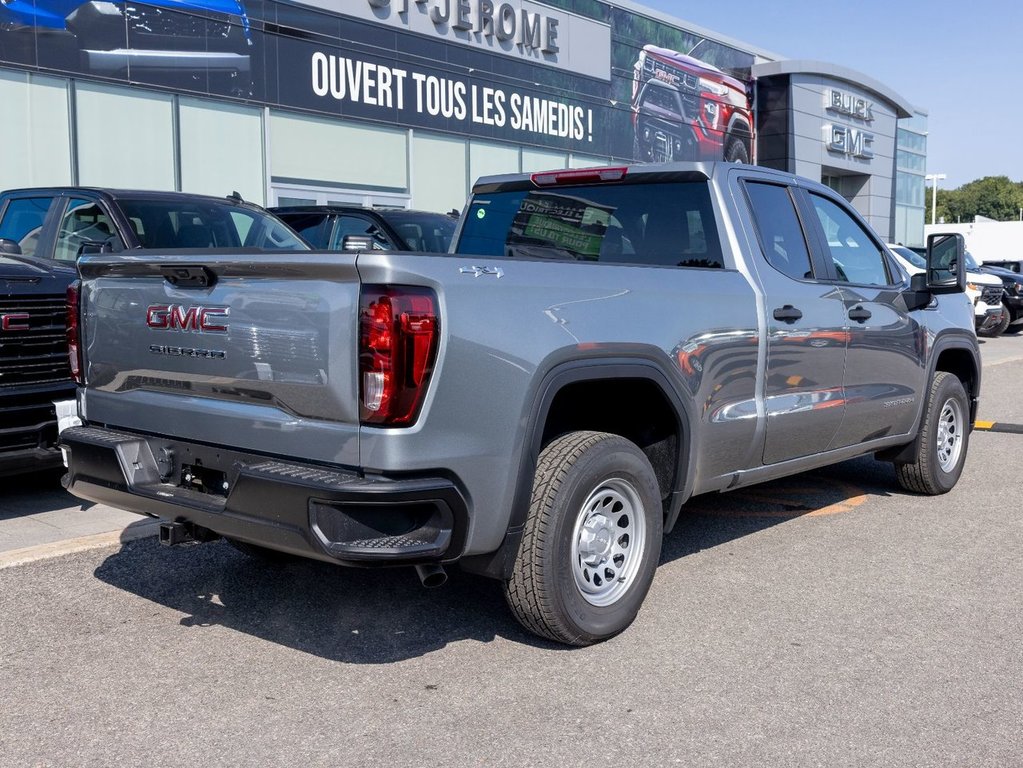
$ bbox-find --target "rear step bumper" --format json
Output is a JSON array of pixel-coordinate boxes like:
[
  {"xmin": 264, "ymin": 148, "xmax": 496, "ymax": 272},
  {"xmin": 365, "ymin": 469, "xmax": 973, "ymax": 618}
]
[{"xmin": 61, "ymin": 425, "xmax": 468, "ymax": 566}]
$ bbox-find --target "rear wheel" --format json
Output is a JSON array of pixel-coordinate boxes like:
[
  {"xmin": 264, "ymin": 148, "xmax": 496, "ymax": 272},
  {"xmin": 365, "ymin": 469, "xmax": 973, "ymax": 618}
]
[
  {"xmin": 504, "ymin": 431, "xmax": 663, "ymax": 646},
  {"xmin": 894, "ymin": 372, "xmax": 970, "ymax": 494}
]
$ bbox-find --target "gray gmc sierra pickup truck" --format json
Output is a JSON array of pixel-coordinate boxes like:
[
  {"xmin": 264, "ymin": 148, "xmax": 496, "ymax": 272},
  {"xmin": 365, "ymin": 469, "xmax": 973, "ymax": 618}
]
[{"xmin": 62, "ymin": 162, "xmax": 978, "ymax": 645}]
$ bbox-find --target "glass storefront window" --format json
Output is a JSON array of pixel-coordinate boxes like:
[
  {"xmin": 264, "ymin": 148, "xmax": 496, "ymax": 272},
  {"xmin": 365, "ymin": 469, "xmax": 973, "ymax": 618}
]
[
  {"xmin": 896, "ymin": 174, "xmax": 925, "ymax": 207},
  {"xmin": 180, "ymin": 98, "xmax": 265, "ymax": 205},
  {"xmin": 76, "ymin": 82, "xmax": 175, "ymax": 189},
  {"xmin": 897, "ymin": 150, "xmax": 926, "ymax": 173},
  {"xmin": 897, "ymin": 128, "xmax": 927, "ymax": 154},
  {"xmin": 0, "ymin": 72, "xmax": 72, "ymax": 189}
]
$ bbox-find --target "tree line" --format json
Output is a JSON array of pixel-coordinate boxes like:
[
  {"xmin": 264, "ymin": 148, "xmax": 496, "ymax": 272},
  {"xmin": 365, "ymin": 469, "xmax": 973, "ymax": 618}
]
[{"xmin": 932, "ymin": 176, "xmax": 1023, "ymax": 223}]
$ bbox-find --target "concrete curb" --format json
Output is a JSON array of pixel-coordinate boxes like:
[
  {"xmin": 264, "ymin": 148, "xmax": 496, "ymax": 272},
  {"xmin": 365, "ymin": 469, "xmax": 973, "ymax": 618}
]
[{"xmin": 0, "ymin": 520, "xmax": 161, "ymax": 570}]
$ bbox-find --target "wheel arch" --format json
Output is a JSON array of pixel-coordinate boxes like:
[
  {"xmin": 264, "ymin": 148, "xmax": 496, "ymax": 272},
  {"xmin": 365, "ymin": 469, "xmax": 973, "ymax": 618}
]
[
  {"xmin": 726, "ymin": 112, "xmax": 752, "ymax": 140},
  {"xmin": 876, "ymin": 332, "xmax": 980, "ymax": 464},
  {"xmin": 459, "ymin": 353, "xmax": 695, "ymax": 580}
]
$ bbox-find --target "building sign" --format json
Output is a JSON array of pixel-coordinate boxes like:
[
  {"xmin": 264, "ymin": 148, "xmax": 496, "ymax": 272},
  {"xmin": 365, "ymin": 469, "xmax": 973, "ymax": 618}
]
[
  {"xmin": 824, "ymin": 88, "xmax": 874, "ymax": 160},
  {"xmin": 0, "ymin": 0, "xmax": 756, "ymax": 161},
  {"xmin": 310, "ymin": 0, "xmax": 611, "ymax": 81},
  {"xmin": 367, "ymin": 0, "xmax": 561, "ymax": 52},
  {"xmin": 826, "ymin": 89, "xmax": 874, "ymax": 122},
  {"xmin": 825, "ymin": 124, "xmax": 875, "ymax": 159},
  {"xmin": 309, "ymin": 51, "xmax": 594, "ymax": 142}
]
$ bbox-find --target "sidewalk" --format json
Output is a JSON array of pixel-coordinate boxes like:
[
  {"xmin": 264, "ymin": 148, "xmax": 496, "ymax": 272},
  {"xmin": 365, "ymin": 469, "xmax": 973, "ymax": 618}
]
[{"xmin": 0, "ymin": 471, "xmax": 158, "ymax": 568}]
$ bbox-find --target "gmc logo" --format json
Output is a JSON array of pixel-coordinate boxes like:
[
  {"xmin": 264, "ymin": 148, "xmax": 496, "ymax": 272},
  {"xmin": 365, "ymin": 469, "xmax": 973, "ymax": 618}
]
[
  {"xmin": 1, "ymin": 313, "xmax": 30, "ymax": 331},
  {"xmin": 146, "ymin": 305, "xmax": 229, "ymax": 334}
]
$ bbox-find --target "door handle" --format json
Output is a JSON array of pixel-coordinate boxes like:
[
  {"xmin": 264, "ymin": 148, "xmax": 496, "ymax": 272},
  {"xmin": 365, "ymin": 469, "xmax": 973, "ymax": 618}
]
[
  {"xmin": 848, "ymin": 306, "xmax": 872, "ymax": 323},
  {"xmin": 773, "ymin": 305, "xmax": 803, "ymax": 323}
]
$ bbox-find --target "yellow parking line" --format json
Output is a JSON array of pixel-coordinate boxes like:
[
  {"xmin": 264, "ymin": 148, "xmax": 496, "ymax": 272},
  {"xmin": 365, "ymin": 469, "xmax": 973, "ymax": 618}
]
[{"xmin": 973, "ymin": 421, "xmax": 1023, "ymax": 434}]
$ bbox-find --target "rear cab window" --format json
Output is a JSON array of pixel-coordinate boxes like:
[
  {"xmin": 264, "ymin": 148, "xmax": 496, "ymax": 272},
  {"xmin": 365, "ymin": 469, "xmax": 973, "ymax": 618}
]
[{"xmin": 455, "ymin": 181, "xmax": 723, "ymax": 269}]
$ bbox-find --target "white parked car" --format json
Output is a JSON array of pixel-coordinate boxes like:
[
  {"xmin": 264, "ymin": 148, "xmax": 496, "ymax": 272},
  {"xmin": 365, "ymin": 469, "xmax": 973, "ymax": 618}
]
[{"xmin": 888, "ymin": 244, "xmax": 1005, "ymax": 336}]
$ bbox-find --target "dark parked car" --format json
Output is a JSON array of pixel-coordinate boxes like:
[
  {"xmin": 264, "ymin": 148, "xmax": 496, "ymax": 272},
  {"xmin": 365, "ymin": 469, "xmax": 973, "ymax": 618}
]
[
  {"xmin": 977, "ymin": 262, "xmax": 1023, "ymax": 335},
  {"xmin": 0, "ymin": 187, "xmax": 307, "ymax": 261},
  {"xmin": 270, "ymin": 205, "xmax": 457, "ymax": 253},
  {"xmin": 0, "ymin": 186, "xmax": 306, "ymax": 474}
]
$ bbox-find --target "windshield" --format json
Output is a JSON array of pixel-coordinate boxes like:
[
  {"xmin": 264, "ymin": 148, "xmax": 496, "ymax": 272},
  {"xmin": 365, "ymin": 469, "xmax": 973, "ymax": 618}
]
[
  {"xmin": 891, "ymin": 245, "xmax": 925, "ymax": 269},
  {"xmin": 116, "ymin": 198, "xmax": 308, "ymax": 251},
  {"xmin": 964, "ymin": 251, "xmax": 981, "ymax": 271},
  {"xmin": 379, "ymin": 210, "xmax": 456, "ymax": 252}
]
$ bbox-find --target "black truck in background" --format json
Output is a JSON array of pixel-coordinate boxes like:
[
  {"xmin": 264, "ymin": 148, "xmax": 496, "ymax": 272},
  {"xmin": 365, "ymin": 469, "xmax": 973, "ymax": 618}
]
[
  {"xmin": 0, "ymin": 186, "xmax": 306, "ymax": 474},
  {"xmin": 270, "ymin": 205, "xmax": 457, "ymax": 252},
  {"xmin": 0, "ymin": 249, "xmax": 75, "ymax": 475}
]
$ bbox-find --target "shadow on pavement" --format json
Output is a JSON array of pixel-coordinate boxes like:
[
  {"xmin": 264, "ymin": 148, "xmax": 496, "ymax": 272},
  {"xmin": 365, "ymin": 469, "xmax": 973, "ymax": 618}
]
[
  {"xmin": 0, "ymin": 468, "xmax": 96, "ymax": 519},
  {"xmin": 93, "ymin": 455, "xmax": 898, "ymax": 662}
]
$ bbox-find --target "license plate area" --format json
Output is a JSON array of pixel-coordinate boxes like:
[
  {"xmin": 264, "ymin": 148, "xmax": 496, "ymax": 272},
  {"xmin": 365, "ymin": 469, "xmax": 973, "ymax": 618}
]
[{"xmin": 180, "ymin": 461, "xmax": 228, "ymax": 497}]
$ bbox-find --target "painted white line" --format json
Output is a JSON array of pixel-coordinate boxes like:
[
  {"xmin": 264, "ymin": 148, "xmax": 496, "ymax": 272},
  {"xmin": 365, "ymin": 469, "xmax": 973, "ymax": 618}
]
[
  {"xmin": 984, "ymin": 353, "xmax": 1023, "ymax": 367},
  {"xmin": 0, "ymin": 521, "xmax": 161, "ymax": 569}
]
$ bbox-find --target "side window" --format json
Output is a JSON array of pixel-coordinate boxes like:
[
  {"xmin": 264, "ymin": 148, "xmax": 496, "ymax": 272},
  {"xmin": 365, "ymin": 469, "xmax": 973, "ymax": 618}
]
[
  {"xmin": 229, "ymin": 211, "xmax": 255, "ymax": 245},
  {"xmin": 277, "ymin": 213, "xmax": 326, "ymax": 248},
  {"xmin": 0, "ymin": 197, "xmax": 55, "ymax": 258},
  {"xmin": 810, "ymin": 194, "xmax": 891, "ymax": 286},
  {"xmin": 330, "ymin": 216, "xmax": 390, "ymax": 250},
  {"xmin": 54, "ymin": 198, "xmax": 123, "ymax": 261},
  {"xmin": 744, "ymin": 182, "xmax": 813, "ymax": 280}
]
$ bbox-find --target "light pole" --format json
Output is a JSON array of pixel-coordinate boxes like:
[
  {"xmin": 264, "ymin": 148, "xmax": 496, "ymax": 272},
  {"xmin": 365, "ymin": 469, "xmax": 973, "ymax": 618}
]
[{"xmin": 925, "ymin": 173, "xmax": 946, "ymax": 225}]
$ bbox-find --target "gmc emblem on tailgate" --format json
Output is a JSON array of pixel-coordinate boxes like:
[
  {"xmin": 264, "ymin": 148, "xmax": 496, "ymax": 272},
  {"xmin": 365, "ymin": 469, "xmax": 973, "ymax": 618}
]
[
  {"xmin": 1, "ymin": 313, "xmax": 30, "ymax": 331},
  {"xmin": 146, "ymin": 305, "xmax": 229, "ymax": 334}
]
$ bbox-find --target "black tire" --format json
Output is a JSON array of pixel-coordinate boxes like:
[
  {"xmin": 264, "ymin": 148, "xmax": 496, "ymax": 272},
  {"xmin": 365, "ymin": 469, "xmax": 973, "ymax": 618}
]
[
  {"xmin": 1003, "ymin": 309, "xmax": 1023, "ymax": 334},
  {"xmin": 504, "ymin": 431, "xmax": 664, "ymax": 646},
  {"xmin": 225, "ymin": 538, "xmax": 298, "ymax": 564},
  {"xmin": 994, "ymin": 304, "xmax": 1011, "ymax": 335},
  {"xmin": 978, "ymin": 312, "xmax": 1004, "ymax": 337},
  {"xmin": 724, "ymin": 135, "xmax": 750, "ymax": 164},
  {"xmin": 894, "ymin": 372, "xmax": 970, "ymax": 495}
]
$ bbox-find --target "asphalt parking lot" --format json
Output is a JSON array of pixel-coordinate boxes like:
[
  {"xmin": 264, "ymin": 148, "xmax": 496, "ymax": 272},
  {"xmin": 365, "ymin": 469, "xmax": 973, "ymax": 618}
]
[{"xmin": 1, "ymin": 336, "xmax": 1022, "ymax": 766}]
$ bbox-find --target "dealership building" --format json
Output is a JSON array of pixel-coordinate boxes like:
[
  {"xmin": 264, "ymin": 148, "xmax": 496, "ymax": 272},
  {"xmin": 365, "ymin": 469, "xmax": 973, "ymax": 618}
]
[{"xmin": 0, "ymin": 0, "xmax": 929, "ymax": 245}]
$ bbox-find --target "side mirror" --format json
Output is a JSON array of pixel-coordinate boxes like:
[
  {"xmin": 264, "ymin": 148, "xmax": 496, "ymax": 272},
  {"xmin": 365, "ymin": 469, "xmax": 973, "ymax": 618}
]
[
  {"xmin": 0, "ymin": 238, "xmax": 23, "ymax": 255},
  {"xmin": 926, "ymin": 233, "xmax": 967, "ymax": 294}
]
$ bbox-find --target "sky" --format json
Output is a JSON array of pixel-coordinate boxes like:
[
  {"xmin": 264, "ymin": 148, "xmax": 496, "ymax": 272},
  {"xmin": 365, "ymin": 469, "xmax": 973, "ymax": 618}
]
[{"xmin": 632, "ymin": 0, "xmax": 1023, "ymax": 189}]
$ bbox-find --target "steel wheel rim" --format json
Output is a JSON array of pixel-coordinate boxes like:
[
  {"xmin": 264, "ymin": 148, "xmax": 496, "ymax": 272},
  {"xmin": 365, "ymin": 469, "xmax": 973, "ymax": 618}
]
[
  {"xmin": 936, "ymin": 397, "xmax": 964, "ymax": 473},
  {"xmin": 570, "ymin": 478, "xmax": 647, "ymax": 607}
]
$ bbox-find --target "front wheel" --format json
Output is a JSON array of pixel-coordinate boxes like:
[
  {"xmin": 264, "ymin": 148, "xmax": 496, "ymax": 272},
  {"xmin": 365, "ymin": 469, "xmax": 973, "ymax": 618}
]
[
  {"xmin": 504, "ymin": 431, "xmax": 663, "ymax": 646},
  {"xmin": 724, "ymin": 135, "xmax": 750, "ymax": 164},
  {"xmin": 894, "ymin": 372, "xmax": 970, "ymax": 494},
  {"xmin": 995, "ymin": 304, "xmax": 1011, "ymax": 335},
  {"xmin": 1004, "ymin": 315, "xmax": 1023, "ymax": 334}
]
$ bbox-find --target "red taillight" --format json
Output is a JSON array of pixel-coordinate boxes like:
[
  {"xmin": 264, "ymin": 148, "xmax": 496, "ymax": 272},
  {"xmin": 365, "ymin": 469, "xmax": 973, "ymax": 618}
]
[
  {"xmin": 531, "ymin": 166, "xmax": 628, "ymax": 187},
  {"xmin": 359, "ymin": 286, "xmax": 439, "ymax": 426},
  {"xmin": 66, "ymin": 280, "xmax": 83, "ymax": 385}
]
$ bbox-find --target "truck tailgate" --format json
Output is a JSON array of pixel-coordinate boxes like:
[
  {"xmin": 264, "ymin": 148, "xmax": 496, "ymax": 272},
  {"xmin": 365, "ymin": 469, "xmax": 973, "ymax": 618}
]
[{"xmin": 78, "ymin": 252, "xmax": 361, "ymax": 467}]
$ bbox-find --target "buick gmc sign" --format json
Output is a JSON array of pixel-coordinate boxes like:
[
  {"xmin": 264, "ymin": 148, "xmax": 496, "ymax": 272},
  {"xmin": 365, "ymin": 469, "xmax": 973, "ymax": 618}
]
[
  {"xmin": 824, "ymin": 87, "xmax": 875, "ymax": 161},
  {"xmin": 826, "ymin": 124, "xmax": 875, "ymax": 160},
  {"xmin": 827, "ymin": 89, "xmax": 875, "ymax": 122}
]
